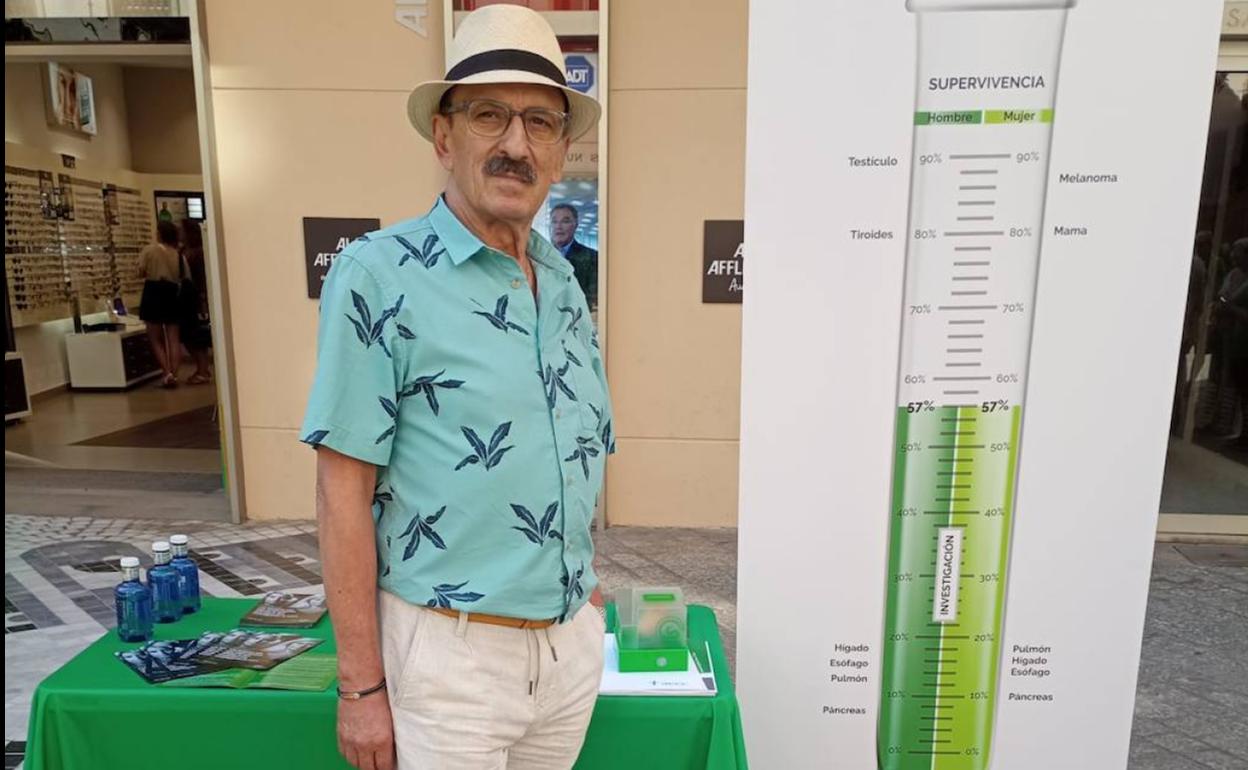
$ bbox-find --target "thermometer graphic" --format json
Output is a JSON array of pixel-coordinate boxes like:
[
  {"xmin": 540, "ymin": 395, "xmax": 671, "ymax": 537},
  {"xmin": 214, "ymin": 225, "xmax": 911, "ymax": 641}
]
[{"xmin": 878, "ymin": 2, "xmax": 1073, "ymax": 768}]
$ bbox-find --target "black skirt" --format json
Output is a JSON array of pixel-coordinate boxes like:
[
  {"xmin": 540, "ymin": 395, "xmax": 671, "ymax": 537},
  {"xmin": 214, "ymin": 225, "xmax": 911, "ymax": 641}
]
[{"xmin": 138, "ymin": 279, "xmax": 180, "ymax": 324}]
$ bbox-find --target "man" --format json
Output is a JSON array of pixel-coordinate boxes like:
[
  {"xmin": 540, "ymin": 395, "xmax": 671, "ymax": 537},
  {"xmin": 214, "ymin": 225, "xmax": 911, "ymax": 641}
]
[
  {"xmin": 300, "ymin": 7, "xmax": 614, "ymax": 769},
  {"xmin": 1217, "ymin": 239, "xmax": 1248, "ymax": 447},
  {"xmin": 549, "ymin": 203, "xmax": 598, "ymax": 308}
]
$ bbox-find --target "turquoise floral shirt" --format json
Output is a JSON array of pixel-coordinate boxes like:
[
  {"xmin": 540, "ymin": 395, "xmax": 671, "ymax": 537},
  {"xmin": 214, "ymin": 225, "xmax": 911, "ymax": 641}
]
[{"xmin": 300, "ymin": 196, "xmax": 614, "ymax": 621}]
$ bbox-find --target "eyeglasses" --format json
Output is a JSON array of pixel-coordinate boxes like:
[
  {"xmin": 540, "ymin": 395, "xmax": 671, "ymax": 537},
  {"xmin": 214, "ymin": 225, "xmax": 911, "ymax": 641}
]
[{"xmin": 441, "ymin": 99, "xmax": 569, "ymax": 145}]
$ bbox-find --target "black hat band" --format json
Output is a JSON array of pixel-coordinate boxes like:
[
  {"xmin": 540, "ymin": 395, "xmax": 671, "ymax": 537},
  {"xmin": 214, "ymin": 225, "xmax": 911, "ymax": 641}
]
[{"xmin": 445, "ymin": 48, "xmax": 567, "ymax": 87}]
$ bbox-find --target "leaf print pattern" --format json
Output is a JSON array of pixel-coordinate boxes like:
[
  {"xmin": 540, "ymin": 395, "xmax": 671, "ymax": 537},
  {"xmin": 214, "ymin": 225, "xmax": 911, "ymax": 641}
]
[
  {"xmin": 455, "ymin": 422, "xmax": 515, "ymax": 471},
  {"xmin": 399, "ymin": 370, "xmax": 465, "ymax": 416},
  {"xmin": 372, "ymin": 482, "xmax": 393, "ymax": 523},
  {"xmin": 564, "ymin": 436, "xmax": 600, "ymax": 480},
  {"xmin": 510, "ymin": 502, "xmax": 563, "ymax": 545},
  {"xmin": 426, "ymin": 581, "xmax": 485, "ymax": 609},
  {"xmin": 539, "ymin": 362, "xmax": 577, "ymax": 409},
  {"xmin": 562, "ymin": 341, "xmax": 582, "ymax": 368},
  {"xmin": 398, "ymin": 506, "xmax": 448, "ymax": 560},
  {"xmin": 344, "ymin": 291, "xmax": 405, "ymax": 359},
  {"xmin": 560, "ymin": 562, "xmax": 586, "ymax": 607},
  {"xmin": 590, "ymin": 404, "xmax": 615, "ymax": 454},
  {"xmin": 302, "ymin": 429, "xmax": 329, "ymax": 447},
  {"xmin": 472, "ymin": 295, "xmax": 529, "ymax": 335},
  {"xmin": 375, "ymin": 396, "xmax": 398, "ymax": 444},
  {"xmin": 558, "ymin": 305, "xmax": 584, "ymax": 337},
  {"xmin": 395, "ymin": 233, "xmax": 446, "ymax": 270}
]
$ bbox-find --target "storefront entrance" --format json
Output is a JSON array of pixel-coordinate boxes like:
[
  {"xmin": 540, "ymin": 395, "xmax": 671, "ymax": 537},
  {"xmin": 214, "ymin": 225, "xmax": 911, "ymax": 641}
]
[{"xmin": 1160, "ymin": 31, "xmax": 1248, "ymax": 532}]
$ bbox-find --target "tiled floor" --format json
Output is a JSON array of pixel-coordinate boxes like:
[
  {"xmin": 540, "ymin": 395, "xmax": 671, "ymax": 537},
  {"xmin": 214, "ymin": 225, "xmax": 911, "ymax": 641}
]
[
  {"xmin": 6, "ymin": 364, "xmax": 220, "ymax": 474},
  {"xmin": 4, "ymin": 468, "xmax": 231, "ymax": 522},
  {"xmin": 3, "ymin": 513, "xmax": 1245, "ymax": 769}
]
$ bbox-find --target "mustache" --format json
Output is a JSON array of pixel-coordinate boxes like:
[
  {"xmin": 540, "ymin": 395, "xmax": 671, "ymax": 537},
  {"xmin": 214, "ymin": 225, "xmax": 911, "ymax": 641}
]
[{"xmin": 484, "ymin": 156, "xmax": 536, "ymax": 185}]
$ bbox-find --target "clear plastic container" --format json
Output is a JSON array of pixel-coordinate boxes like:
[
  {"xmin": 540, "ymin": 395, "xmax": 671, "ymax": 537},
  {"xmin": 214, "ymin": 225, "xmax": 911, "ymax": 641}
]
[{"xmin": 615, "ymin": 586, "xmax": 687, "ymax": 650}]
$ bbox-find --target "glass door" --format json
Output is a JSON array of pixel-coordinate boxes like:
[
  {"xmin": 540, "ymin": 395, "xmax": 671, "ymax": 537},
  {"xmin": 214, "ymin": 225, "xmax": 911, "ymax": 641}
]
[{"xmin": 1162, "ymin": 68, "xmax": 1248, "ymax": 521}]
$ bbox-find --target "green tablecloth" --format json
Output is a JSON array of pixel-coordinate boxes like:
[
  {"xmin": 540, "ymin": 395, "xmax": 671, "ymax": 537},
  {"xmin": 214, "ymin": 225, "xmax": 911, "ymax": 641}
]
[{"xmin": 26, "ymin": 598, "xmax": 747, "ymax": 770}]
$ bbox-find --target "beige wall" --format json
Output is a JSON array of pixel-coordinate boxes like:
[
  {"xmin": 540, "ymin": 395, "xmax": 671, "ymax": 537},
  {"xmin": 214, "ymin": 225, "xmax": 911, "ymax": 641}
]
[
  {"xmin": 604, "ymin": 0, "xmax": 747, "ymax": 526},
  {"xmin": 204, "ymin": 0, "xmax": 749, "ymax": 525},
  {"xmin": 204, "ymin": 0, "xmax": 448, "ymax": 520},
  {"xmin": 5, "ymin": 62, "xmax": 133, "ymax": 170},
  {"xmin": 124, "ymin": 66, "xmax": 202, "ymax": 174}
]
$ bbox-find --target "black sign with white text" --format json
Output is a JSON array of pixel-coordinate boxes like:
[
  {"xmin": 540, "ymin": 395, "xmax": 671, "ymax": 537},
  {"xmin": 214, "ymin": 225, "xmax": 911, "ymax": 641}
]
[
  {"xmin": 703, "ymin": 220, "xmax": 744, "ymax": 303},
  {"xmin": 303, "ymin": 217, "xmax": 380, "ymax": 299}
]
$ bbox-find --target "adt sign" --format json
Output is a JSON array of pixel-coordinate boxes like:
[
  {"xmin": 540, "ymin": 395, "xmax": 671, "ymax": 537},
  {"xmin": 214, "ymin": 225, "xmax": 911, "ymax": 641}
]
[{"xmin": 565, "ymin": 55, "xmax": 595, "ymax": 95}]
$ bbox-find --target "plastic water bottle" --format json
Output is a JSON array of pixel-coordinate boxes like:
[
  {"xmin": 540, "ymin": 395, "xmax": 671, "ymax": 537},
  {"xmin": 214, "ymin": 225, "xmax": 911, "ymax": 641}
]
[
  {"xmin": 169, "ymin": 534, "xmax": 201, "ymax": 615},
  {"xmin": 149, "ymin": 541, "xmax": 182, "ymax": 623},
  {"xmin": 114, "ymin": 556, "xmax": 153, "ymax": 642}
]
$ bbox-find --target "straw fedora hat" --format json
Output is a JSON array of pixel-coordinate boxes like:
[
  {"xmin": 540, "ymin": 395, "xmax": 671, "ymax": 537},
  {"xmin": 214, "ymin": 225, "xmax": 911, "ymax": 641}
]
[{"xmin": 407, "ymin": 5, "xmax": 600, "ymax": 143}]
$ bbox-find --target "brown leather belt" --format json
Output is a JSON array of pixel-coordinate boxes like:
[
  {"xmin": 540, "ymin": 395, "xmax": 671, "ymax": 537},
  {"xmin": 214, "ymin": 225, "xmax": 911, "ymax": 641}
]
[{"xmin": 427, "ymin": 606, "xmax": 557, "ymax": 630}]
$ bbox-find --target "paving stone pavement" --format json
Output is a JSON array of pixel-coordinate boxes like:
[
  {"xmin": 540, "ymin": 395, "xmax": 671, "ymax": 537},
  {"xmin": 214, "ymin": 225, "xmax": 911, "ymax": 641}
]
[{"xmin": 3, "ymin": 514, "xmax": 1245, "ymax": 769}]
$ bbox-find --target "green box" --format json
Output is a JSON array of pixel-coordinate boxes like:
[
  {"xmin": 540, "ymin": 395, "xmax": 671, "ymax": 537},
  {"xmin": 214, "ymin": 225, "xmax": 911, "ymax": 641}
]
[{"xmin": 608, "ymin": 603, "xmax": 689, "ymax": 673}]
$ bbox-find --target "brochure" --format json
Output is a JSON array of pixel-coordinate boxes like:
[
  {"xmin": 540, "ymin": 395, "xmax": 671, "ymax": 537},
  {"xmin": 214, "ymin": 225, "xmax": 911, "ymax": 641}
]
[
  {"xmin": 239, "ymin": 592, "xmax": 328, "ymax": 628},
  {"xmin": 115, "ymin": 637, "xmax": 228, "ymax": 684},
  {"xmin": 192, "ymin": 629, "xmax": 324, "ymax": 670},
  {"xmin": 159, "ymin": 652, "xmax": 337, "ymax": 692}
]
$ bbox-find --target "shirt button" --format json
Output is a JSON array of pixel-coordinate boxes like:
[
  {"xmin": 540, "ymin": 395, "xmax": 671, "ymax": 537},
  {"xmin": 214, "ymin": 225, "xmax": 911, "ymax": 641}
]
[
  {"xmin": 555, "ymin": 409, "xmax": 562, "ymax": 419},
  {"xmin": 511, "ymin": 278, "xmax": 523, "ymax": 289}
]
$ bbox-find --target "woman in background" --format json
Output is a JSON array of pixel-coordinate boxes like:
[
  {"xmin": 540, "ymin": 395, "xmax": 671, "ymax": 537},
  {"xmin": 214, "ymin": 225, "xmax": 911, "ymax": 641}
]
[
  {"xmin": 180, "ymin": 219, "xmax": 212, "ymax": 384},
  {"xmin": 138, "ymin": 220, "xmax": 184, "ymax": 388}
]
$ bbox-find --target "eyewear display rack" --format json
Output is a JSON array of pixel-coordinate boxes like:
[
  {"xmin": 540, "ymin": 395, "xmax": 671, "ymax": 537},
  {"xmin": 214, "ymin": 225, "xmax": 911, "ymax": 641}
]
[{"xmin": 4, "ymin": 164, "xmax": 153, "ymax": 328}]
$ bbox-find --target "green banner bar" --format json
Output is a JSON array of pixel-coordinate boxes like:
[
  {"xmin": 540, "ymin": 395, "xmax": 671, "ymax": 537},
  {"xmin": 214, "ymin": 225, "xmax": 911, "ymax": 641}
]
[
  {"xmin": 984, "ymin": 109, "xmax": 1053, "ymax": 125},
  {"xmin": 915, "ymin": 110, "xmax": 983, "ymax": 126}
]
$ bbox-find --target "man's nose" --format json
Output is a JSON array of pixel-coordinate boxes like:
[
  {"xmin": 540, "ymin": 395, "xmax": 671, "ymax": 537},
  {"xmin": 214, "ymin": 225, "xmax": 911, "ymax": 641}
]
[{"xmin": 498, "ymin": 113, "xmax": 531, "ymax": 157}]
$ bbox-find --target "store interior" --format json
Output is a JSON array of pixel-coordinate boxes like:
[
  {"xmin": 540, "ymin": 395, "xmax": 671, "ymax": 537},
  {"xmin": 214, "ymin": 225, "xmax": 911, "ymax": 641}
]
[
  {"xmin": 4, "ymin": 45, "xmax": 223, "ymax": 492},
  {"xmin": 1160, "ymin": 70, "xmax": 1248, "ymax": 517}
]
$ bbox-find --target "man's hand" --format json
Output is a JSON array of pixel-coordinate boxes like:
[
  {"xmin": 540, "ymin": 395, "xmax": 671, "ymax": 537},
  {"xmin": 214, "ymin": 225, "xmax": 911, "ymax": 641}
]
[{"xmin": 337, "ymin": 695, "xmax": 396, "ymax": 770}]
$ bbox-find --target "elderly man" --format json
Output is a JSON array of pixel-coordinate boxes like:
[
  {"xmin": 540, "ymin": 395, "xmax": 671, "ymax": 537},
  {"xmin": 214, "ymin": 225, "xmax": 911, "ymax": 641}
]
[
  {"xmin": 300, "ymin": 6, "xmax": 614, "ymax": 770},
  {"xmin": 549, "ymin": 203, "xmax": 598, "ymax": 308}
]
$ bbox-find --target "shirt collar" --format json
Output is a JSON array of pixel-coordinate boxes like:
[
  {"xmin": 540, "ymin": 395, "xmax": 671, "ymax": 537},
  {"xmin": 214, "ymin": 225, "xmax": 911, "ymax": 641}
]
[
  {"xmin": 428, "ymin": 195, "xmax": 572, "ymax": 278},
  {"xmin": 428, "ymin": 195, "xmax": 486, "ymax": 267}
]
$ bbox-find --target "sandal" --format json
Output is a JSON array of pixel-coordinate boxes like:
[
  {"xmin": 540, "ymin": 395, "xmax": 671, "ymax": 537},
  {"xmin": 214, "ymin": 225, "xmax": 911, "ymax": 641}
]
[
  {"xmin": 188, "ymin": 374, "xmax": 212, "ymax": 385},
  {"xmin": 161, "ymin": 373, "xmax": 179, "ymax": 388}
]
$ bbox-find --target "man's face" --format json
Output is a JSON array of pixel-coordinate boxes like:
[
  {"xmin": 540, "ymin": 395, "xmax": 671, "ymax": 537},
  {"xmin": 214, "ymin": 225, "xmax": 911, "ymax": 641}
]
[
  {"xmin": 551, "ymin": 208, "xmax": 577, "ymax": 248},
  {"xmin": 432, "ymin": 83, "xmax": 569, "ymax": 226}
]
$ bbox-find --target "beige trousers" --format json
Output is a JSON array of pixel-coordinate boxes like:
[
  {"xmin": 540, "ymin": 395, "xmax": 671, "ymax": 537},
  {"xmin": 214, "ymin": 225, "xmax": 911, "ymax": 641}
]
[{"xmin": 378, "ymin": 590, "xmax": 605, "ymax": 770}]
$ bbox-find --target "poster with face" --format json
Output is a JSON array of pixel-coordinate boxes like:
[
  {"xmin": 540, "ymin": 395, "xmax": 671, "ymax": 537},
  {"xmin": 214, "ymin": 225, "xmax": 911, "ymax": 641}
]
[{"xmin": 541, "ymin": 180, "xmax": 599, "ymax": 312}]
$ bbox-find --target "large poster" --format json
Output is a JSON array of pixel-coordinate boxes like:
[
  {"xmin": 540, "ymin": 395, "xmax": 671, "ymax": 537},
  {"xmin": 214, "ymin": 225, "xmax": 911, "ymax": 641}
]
[
  {"xmin": 736, "ymin": 2, "xmax": 1225, "ymax": 769},
  {"xmin": 45, "ymin": 63, "xmax": 97, "ymax": 136}
]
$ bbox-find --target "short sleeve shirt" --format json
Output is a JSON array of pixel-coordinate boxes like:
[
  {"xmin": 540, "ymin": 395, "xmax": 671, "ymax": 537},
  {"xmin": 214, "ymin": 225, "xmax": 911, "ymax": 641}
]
[
  {"xmin": 300, "ymin": 197, "xmax": 614, "ymax": 622},
  {"xmin": 140, "ymin": 243, "xmax": 180, "ymax": 283}
]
